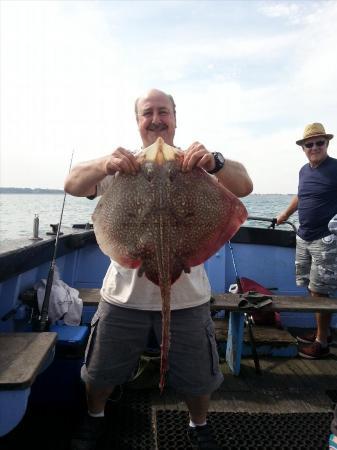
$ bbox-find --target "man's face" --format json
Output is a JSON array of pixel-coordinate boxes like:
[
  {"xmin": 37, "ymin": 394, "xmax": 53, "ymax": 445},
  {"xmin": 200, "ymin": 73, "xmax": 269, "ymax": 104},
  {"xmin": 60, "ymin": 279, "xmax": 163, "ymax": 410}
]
[
  {"xmin": 302, "ymin": 137, "xmax": 329, "ymax": 167},
  {"xmin": 136, "ymin": 91, "xmax": 176, "ymax": 147}
]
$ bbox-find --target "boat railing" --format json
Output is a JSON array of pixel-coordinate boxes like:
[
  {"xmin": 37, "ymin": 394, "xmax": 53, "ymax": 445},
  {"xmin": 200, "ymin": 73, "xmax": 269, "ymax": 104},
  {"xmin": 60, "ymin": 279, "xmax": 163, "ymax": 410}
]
[{"xmin": 246, "ymin": 216, "xmax": 297, "ymax": 233}]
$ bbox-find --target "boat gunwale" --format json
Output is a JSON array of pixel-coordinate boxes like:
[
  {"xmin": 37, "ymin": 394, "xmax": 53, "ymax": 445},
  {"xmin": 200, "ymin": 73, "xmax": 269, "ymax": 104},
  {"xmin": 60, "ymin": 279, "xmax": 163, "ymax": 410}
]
[{"xmin": 0, "ymin": 226, "xmax": 296, "ymax": 283}]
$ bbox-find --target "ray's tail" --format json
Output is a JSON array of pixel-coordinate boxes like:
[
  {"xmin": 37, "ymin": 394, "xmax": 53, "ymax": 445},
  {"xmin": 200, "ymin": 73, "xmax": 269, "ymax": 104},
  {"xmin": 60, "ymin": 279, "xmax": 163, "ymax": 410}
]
[
  {"xmin": 154, "ymin": 207, "xmax": 172, "ymax": 393},
  {"xmin": 159, "ymin": 280, "xmax": 171, "ymax": 393}
]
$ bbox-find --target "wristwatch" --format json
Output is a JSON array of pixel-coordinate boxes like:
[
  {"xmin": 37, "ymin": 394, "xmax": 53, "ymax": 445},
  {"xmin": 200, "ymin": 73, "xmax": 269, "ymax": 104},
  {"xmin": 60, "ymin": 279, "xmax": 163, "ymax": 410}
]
[{"xmin": 207, "ymin": 152, "xmax": 225, "ymax": 174}]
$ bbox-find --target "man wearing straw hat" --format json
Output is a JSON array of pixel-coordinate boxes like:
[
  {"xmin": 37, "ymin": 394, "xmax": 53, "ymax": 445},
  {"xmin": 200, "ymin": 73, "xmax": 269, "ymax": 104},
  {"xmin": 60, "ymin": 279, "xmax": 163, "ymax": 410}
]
[{"xmin": 277, "ymin": 123, "xmax": 337, "ymax": 359}]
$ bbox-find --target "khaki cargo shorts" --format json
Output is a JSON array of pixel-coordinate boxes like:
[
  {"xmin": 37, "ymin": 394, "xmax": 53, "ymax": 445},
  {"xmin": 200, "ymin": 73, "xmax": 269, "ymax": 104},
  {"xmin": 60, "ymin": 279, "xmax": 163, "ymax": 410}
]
[
  {"xmin": 296, "ymin": 234, "xmax": 337, "ymax": 295},
  {"xmin": 81, "ymin": 300, "xmax": 224, "ymax": 396}
]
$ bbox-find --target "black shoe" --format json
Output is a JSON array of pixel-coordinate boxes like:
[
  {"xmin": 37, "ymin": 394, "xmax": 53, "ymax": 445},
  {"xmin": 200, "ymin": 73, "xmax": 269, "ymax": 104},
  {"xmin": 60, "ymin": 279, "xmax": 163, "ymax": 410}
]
[
  {"xmin": 187, "ymin": 424, "xmax": 221, "ymax": 449},
  {"xmin": 71, "ymin": 414, "xmax": 106, "ymax": 450}
]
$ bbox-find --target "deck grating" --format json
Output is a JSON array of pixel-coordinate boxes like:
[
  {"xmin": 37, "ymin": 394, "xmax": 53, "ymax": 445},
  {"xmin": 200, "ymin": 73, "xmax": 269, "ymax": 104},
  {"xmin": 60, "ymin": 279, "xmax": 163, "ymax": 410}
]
[
  {"xmin": 155, "ymin": 410, "xmax": 333, "ymax": 450},
  {"xmin": 102, "ymin": 389, "xmax": 155, "ymax": 449}
]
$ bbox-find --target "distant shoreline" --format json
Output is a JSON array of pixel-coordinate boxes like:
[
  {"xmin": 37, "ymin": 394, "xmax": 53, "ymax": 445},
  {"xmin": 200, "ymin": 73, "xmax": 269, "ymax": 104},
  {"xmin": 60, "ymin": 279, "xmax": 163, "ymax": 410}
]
[
  {"xmin": 0, "ymin": 188, "xmax": 295, "ymax": 196},
  {"xmin": 0, "ymin": 187, "xmax": 63, "ymax": 194}
]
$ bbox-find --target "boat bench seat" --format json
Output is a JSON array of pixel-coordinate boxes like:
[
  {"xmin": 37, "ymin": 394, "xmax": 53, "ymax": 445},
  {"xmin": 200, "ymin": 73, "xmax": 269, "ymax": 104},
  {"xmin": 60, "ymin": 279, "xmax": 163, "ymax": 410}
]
[
  {"xmin": 78, "ymin": 288, "xmax": 101, "ymax": 324},
  {"xmin": 78, "ymin": 288, "xmax": 101, "ymax": 306},
  {"xmin": 211, "ymin": 293, "xmax": 337, "ymax": 375},
  {"xmin": 79, "ymin": 288, "xmax": 337, "ymax": 313},
  {"xmin": 78, "ymin": 288, "xmax": 337, "ymax": 376},
  {"xmin": 0, "ymin": 332, "xmax": 57, "ymax": 436},
  {"xmin": 0, "ymin": 332, "xmax": 57, "ymax": 390},
  {"xmin": 211, "ymin": 292, "xmax": 337, "ymax": 313}
]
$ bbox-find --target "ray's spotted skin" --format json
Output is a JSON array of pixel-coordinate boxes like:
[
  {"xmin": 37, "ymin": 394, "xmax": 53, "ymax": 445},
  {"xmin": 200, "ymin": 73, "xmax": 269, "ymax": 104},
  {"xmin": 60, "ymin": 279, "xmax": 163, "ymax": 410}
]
[{"xmin": 92, "ymin": 137, "xmax": 247, "ymax": 390}]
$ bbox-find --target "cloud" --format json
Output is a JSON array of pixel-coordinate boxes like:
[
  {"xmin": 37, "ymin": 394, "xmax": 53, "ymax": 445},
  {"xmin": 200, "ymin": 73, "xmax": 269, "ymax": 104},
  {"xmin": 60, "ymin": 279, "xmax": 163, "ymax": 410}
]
[
  {"xmin": 259, "ymin": 1, "xmax": 301, "ymax": 19},
  {"xmin": 258, "ymin": 1, "xmax": 324, "ymax": 25},
  {"xmin": 1, "ymin": 0, "xmax": 337, "ymax": 193}
]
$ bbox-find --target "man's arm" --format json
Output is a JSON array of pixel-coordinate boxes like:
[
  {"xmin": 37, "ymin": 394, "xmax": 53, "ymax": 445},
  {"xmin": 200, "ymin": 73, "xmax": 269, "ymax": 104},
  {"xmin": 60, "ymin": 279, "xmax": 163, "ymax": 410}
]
[
  {"xmin": 64, "ymin": 148, "xmax": 140, "ymax": 197},
  {"xmin": 181, "ymin": 142, "xmax": 253, "ymax": 197},
  {"xmin": 276, "ymin": 195, "xmax": 298, "ymax": 224},
  {"xmin": 214, "ymin": 159, "xmax": 253, "ymax": 198}
]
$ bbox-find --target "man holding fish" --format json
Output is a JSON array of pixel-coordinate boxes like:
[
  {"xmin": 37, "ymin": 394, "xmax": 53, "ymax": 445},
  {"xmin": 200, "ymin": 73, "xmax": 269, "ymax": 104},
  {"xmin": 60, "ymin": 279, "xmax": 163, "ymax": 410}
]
[{"xmin": 65, "ymin": 88, "xmax": 253, "ymax": 450}]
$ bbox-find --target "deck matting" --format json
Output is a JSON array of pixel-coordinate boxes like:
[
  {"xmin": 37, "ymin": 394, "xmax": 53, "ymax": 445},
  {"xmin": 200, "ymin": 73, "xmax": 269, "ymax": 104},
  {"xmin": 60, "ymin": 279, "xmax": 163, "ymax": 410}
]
[
  {"xmin": 0, "ymin": 388, "xmax": 334, "ymax": 449},
  {"xmin": 155, "ymin": 410, "xmax": 333, "ymax": 450},
  {"xmin": 103, "ymin": 389, "xmax": 155, "ymax": 450}
]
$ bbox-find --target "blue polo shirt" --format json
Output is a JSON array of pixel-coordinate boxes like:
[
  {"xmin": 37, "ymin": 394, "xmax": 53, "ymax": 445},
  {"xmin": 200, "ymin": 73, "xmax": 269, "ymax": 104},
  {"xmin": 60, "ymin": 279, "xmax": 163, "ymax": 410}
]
[{"xmin": 298, "ymin": 156, "xmax": 337, "ymax": 241}]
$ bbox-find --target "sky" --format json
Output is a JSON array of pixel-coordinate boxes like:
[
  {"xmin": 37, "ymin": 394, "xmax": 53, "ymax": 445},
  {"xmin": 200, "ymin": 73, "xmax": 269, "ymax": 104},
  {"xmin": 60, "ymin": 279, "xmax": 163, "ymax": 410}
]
[{"xmin": 1, "ymin": 0, "xmax": 337, "ymax": 194}]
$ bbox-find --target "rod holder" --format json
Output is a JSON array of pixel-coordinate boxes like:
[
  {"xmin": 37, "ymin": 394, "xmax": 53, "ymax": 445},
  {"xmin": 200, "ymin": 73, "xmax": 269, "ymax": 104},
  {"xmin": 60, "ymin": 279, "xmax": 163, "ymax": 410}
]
[{"xmin": 30, "ymin": 214, "xmax": 43, "ymax": 241}]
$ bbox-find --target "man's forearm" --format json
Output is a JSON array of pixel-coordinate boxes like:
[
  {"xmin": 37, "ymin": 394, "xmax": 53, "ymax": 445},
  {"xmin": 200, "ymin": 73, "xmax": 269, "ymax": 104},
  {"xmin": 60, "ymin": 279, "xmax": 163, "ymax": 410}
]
[
  {"xmin": 277, "ymin": 195, "xmax": 298, "ymax": 224},
  {"xmin": 283, "ymin": 195, "xmax": 298, "ymax": 218},
  {"xmin": 64, "ymin": 156, "xmax": 109, "ymax": 197},
  {"xmin": 215, "ymin": 159, "xmax": 253, "ymax": 197}
]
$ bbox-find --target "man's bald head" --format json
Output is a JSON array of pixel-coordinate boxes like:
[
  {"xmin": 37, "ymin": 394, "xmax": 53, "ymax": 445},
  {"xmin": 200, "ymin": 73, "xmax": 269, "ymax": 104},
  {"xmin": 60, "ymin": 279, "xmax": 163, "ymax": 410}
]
[
  {"xmin": 135, "ymin": 89, "xmax": 177, "ymax": 147},
  {"xmin": 135, "ymin": 89, "xmax": 176, "ymax": 120}
]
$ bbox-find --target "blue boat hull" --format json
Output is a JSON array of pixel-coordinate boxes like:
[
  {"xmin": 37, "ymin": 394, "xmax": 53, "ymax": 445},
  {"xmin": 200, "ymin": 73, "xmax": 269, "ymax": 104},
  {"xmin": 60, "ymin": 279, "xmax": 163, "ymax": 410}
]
[{"xmin": 0, "ymin": 224, "xmax": 335, "ymax": 436}]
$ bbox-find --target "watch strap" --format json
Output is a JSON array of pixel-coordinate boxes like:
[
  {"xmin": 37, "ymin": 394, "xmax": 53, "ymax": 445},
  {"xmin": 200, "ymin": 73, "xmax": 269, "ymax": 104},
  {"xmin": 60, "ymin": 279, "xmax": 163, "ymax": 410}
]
[{"xmin": 207, "ymin": 152, "xmax": 225, "ymax": 174}]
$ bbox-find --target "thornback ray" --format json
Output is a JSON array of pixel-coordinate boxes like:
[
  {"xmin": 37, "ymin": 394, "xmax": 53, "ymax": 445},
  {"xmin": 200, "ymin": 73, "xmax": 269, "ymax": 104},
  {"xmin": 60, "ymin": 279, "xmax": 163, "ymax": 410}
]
[{"xmin": 92, "ymin": 137, "xmax": 248, "ymax": 391}]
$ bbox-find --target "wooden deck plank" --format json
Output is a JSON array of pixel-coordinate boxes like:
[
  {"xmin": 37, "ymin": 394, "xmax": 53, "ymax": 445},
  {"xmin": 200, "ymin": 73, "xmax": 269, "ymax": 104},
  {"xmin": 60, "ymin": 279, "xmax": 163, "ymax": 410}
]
[
  {"xmin": 212, "ymin": 293, "xmax": 337, "ymax": 312},
  {"xmin": 148, "ymin": 347, "xmax": 337, "ymax": 414},
  {"xmin": 214, "ymin": 319, "xmax": 297, "ymax": 346},
  {"xmin": 0, "ymin": 332, "xmax": 57, "ymax": 389}
]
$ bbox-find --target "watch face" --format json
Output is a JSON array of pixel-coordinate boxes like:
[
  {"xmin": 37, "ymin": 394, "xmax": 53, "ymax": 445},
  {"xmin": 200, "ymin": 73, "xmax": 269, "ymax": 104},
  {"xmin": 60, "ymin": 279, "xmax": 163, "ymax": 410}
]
[{"xmin": 216, "ymin": 153, "xmax": 225, "ymax": 164}]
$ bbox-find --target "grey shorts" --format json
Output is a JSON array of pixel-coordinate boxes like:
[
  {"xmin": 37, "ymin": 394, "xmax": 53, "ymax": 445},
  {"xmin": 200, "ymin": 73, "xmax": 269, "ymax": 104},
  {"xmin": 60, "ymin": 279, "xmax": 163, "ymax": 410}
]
[
  {"xmin": 296, "ymin": 234, "xmax": 337, "ymax": 295},
  {"xmin": 81, "ymin": 300, "xmax": 223, "ymax": 396}
]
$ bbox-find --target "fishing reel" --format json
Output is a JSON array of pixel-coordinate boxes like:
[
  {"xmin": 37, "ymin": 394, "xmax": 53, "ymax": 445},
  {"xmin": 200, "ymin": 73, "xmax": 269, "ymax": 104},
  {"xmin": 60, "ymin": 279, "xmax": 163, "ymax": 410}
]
[{"xmin": 19, "ymin": 288, "xmax": 50, "ymax": 331}]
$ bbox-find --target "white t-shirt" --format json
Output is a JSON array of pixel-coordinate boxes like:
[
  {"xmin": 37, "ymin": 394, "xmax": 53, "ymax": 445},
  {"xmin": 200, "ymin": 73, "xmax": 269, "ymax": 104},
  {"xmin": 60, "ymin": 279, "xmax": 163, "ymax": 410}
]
[
  {"xmin": 100, "ymin": 261, "xmax": 211, "ymax": 310},
  {"xmin": 95, "ymin": 175, "xmax": 211, "ymax": 310}
]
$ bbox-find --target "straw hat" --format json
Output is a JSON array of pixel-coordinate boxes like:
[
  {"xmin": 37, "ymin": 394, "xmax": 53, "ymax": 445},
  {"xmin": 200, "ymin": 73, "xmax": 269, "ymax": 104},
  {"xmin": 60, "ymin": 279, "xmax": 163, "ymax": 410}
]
[{"xmin": 296, "ymin": 123, "xmax": 334, "ymax": 146}]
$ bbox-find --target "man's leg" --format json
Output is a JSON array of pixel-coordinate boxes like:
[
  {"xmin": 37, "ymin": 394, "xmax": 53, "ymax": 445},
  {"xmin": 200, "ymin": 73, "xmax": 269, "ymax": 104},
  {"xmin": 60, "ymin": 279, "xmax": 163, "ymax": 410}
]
[
  {"xmin": 297, "ymin": 236, "xmax": 336, "ymax": 357},
  {"xmin": 86, "ymin": 382, "xmax": 115, "ymax": 414},
  {"xmin": 184, "ymin": 394, "xmax": 210, "ymax": 425},
  {"xmin": 309, "ymin": 235, "xmax": 337, "ymax": 344},
  {"xmin": 160, "ymin": 304, "xmax": 223, "ymax": 449},
  {"xmin": 315, "ymin": 309, "xmax": 332, "ymax": 344},
  {"xmin": 185, "ymin": 394, "xmax": 221, "ymax": 449},
  {"xmin": 72, "ymin": 303, "xmax": 151, "ymax": 449},
  {"xmin": 298, "ymin": 290, "xmax": 332, "ymax": 358},
  {"xmin": 71, "ymin": 384, "xmax": 112, "ymax": 450}
]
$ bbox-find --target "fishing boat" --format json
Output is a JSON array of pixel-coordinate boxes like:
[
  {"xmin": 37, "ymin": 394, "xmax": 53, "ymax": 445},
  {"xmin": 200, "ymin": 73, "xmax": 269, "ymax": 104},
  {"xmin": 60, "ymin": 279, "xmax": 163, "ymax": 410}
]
[{"xmin": 0, "ymin": 217, "xmax": 336, "ymax": 449}]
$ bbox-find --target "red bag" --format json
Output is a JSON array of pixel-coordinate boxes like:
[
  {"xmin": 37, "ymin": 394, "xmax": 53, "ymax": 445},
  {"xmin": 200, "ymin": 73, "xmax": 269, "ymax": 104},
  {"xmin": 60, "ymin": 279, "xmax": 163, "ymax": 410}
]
[{"xmin": 239, "ymin": 277, "xmax": 282, "ymax": 328}]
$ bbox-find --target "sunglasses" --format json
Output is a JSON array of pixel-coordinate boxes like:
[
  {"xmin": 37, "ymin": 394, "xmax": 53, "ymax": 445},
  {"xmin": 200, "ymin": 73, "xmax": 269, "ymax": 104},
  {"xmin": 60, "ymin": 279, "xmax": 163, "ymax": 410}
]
[{"xmin": 303, "ymin": 140, "xmax": 326, "ymax": 149}]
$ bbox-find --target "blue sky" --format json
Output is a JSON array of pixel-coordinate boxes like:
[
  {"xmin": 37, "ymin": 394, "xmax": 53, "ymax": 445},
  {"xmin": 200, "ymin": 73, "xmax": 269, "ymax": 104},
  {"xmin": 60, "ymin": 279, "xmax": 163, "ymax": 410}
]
[{"xmin": 1, "ymin": 0, "xmax": 337, "ymax": 193}]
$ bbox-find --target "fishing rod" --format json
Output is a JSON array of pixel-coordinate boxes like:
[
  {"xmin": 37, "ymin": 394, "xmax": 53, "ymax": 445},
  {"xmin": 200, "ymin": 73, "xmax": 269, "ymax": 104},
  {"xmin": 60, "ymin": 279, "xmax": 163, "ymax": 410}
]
[
  {"xmin": 228, "ymin": 240, "xmax": 243, "ymax": 293},
  {"xmin": 228, "ymin": 240, "xmax": 261, "ymax": 375},
  {"xmin": 33, "ymin": 151, "xmax": 74, "ymax": 332}
]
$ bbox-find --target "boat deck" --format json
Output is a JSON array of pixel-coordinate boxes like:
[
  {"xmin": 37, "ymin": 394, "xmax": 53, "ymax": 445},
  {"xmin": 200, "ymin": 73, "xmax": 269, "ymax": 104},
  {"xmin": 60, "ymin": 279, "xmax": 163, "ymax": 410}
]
[
  {"xmin": 1, "ymin": 329, "xmax": 336, "ymax": 449},
  {"xmin": 152, "ymin": 349, "xmax": 337, "ymax": 415}
]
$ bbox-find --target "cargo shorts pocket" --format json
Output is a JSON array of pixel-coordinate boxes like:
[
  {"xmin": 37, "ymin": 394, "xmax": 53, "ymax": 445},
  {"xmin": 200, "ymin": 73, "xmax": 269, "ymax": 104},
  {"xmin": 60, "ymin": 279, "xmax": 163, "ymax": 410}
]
[
  {"xmin": 206, "ymin": 321, "xmax": 219, "ymax": 375},
  {"xmin": 84, "ymin": 312, "xmax": 100, "ymax": 366}
]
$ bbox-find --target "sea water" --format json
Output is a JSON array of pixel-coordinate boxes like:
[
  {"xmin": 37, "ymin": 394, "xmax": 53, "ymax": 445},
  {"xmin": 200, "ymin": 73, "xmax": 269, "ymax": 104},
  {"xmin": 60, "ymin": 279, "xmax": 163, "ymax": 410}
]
[{"xmin": 0, "ymin": 193, "xmax": 298, "ymax": 249}]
